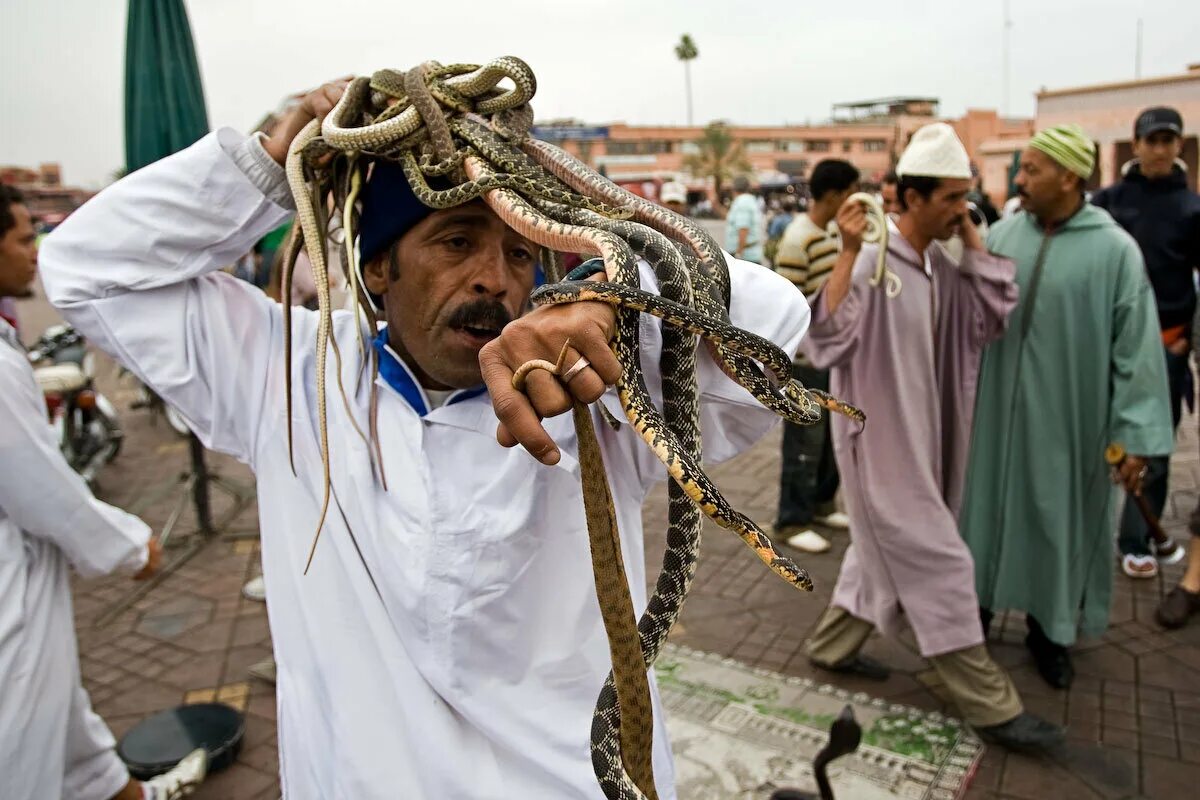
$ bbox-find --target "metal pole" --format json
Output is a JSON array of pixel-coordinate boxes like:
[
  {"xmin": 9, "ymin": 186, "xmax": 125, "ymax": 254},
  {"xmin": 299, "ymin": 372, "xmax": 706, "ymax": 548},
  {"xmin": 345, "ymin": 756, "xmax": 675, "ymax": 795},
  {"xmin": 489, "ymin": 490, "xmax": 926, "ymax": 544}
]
[
  {"xmin": 188, "ymin": 432, "xmax": 213, "ymax": 534},
  {"xmin": 1135, "ymin": 18, "xmax": 1143, "ymax": 79},
  {"xmin": 1002, "ymin": 0, "xmax": 1012, "ymax": 116}
]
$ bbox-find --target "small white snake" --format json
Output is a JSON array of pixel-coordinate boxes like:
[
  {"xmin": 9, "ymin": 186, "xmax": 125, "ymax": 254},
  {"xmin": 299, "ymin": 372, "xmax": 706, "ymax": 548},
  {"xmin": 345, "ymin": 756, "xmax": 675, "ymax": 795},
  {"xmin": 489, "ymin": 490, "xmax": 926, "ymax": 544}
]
[{"xmin": 847, "ymin": 192, "xmax": 900, "ymax": 298}]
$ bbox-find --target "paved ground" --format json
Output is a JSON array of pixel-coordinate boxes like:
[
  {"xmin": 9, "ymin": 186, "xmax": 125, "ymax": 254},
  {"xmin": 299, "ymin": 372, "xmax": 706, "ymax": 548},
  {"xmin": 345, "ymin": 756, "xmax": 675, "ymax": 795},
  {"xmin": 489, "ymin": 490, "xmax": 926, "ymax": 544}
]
[{"xmin": 16, "ymin": 287, "xmax": 1200, "ymax": 799}]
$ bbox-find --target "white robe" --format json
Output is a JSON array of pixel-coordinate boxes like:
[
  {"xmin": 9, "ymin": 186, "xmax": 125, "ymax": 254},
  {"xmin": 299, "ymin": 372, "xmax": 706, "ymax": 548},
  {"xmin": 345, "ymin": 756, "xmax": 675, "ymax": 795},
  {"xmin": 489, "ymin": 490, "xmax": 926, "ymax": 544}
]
[
  {"xmin": 0, "ymin": 319, "xmax": 150, "ymax": 800},
  {"xmin": 39, "ymin": 129, "xmax": 810, "ymax": 799}
]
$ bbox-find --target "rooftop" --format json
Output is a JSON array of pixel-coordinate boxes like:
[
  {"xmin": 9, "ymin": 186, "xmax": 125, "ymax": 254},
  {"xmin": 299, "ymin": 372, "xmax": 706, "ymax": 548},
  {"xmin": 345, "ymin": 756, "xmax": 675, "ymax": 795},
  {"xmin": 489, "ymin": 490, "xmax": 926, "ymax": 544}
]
[{"xmin": 1038, "ymin": 64, "xmax": 1200, "ymax": 99}]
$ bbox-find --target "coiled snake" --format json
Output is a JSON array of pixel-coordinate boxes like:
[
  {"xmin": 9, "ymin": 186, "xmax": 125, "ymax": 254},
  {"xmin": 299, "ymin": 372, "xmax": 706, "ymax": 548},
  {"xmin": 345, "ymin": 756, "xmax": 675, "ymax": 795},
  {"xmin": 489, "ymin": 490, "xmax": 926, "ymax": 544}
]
[
  {"xmin": 847, "ymin": 191, "xmax": 899, "ymax": 298},
  {"xmin": 282, "ymin": 56, "xmax": 865, "ymax": 800}
]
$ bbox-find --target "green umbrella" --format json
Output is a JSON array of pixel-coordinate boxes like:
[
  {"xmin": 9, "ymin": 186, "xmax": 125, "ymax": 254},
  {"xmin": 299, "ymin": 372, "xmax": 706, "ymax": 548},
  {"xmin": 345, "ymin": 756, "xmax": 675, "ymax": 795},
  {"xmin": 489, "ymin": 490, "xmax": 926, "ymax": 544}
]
[
  {"xmin": 124, "ymin": 0, "xmax": 209, "ymax": 173},
  {"xmin": 123, "ymin": 0, "xmax": 217, "ymax": 533}
]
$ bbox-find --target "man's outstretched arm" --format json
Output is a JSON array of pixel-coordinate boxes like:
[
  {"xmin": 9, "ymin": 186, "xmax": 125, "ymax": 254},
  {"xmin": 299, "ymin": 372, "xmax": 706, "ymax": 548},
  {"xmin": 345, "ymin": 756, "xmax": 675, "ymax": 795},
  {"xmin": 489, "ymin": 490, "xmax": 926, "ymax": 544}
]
[{"xmin": 0, "ymin": 353, "xmax": 150, "ymax": 578}]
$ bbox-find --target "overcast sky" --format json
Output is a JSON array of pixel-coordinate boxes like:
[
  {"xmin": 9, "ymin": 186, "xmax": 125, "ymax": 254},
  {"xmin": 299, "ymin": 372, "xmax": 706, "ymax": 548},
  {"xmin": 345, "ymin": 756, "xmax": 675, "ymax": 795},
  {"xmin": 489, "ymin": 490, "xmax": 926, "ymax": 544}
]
[{"xmin": 2, "ymin": 0, "xmax": 1196, "ymax": 187}]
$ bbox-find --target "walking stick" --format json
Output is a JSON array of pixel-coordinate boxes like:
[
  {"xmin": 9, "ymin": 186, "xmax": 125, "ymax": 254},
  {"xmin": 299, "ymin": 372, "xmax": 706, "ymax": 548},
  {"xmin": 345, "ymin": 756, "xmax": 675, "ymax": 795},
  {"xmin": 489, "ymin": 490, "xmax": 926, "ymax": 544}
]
[{"xmin": 1105, "ymin": 444, "xmax": 1183, "ymax": 561}]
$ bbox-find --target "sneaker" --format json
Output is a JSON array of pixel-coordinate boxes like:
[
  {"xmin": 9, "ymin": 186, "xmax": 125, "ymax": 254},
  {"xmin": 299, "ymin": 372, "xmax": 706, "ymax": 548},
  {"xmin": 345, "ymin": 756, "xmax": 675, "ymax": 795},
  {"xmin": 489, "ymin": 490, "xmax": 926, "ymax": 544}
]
[
  {"xmin": 1121, "ymin": 553, "xmax": 1158, "ymax": 579},
  {"xmin": 976, "ymin": 712, "xmax": 1065, "ymax": 754},
  {"xmin": 248, "ymin": 656, "xmax": 277, "ymax": 684},
  {"xmin": 785, "ymin": 529, "xmax": 831, "ymax": 553},
  {"xmin": 1152, "ymin": 537, "xmax": 1186, "ymax": 565},
  {"xmin": 242, "ymin": 575, "xmax": 266, "ymax": 602},
  {"xmin": 1156, "ymin": 585, "xmax": 1200, "ymax": 629},
  {"xmin": 143, "ymin": 747, "xmax": 208, "ymax": 800},
  {"xmin": 814, "ymin": 511, "xmax": 850, "ymax": 530}
]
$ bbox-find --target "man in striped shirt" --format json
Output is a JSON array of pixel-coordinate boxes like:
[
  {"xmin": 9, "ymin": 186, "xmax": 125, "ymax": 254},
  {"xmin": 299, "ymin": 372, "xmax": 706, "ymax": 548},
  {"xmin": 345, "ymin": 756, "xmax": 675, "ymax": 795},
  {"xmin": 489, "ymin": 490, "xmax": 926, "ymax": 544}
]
[{"xmin": 772, "ymin": 160, "xmax": 866, "ymax": 552}]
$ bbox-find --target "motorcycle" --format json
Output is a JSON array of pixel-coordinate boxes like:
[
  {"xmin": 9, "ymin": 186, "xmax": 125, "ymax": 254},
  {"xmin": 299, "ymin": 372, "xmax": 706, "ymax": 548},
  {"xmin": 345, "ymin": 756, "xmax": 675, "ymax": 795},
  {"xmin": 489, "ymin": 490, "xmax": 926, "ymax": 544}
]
[{"xmin": 27, "ymin": 324, "xmax": 123, "ymax": 484}]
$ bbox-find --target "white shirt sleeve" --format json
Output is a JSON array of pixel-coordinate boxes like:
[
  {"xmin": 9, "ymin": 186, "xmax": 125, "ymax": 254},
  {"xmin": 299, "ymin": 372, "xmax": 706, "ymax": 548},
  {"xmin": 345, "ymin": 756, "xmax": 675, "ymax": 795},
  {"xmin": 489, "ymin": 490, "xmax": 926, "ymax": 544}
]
[
  {"xmin": 39, "ymin": 129, "xmax": 294, "ymax": 465},
  {"xmin": 0, "ymin": 350, "xmax": 149, "ymax": 578}
]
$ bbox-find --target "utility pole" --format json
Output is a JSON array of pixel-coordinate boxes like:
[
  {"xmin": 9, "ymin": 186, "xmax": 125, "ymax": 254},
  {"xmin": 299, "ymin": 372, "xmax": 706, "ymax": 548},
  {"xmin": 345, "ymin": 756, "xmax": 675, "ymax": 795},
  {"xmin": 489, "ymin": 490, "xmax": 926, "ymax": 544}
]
[
  {"xmin": 1135, "ymin": 18, "xmax": 1143, "ymax": 79},
  {"xmin": 1002, "ymin": 0, "xmax": 1012, "ymax": 116}
]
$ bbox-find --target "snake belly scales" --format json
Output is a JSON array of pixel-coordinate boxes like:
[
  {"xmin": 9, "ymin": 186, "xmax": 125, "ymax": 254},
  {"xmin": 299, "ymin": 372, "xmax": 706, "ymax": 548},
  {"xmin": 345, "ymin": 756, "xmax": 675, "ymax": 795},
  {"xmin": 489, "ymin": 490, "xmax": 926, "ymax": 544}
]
[{"xmin": 281, "ymin": 56, "xmax": 865, "ymax": 800}]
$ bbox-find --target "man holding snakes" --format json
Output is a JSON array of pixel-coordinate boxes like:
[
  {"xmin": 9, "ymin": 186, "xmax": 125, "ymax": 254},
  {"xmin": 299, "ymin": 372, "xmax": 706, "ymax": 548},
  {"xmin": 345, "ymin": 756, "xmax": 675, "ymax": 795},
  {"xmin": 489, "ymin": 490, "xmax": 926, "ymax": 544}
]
[{"xmin": 38, "ymin": 70, "xmax": 810, "ymax": 798}]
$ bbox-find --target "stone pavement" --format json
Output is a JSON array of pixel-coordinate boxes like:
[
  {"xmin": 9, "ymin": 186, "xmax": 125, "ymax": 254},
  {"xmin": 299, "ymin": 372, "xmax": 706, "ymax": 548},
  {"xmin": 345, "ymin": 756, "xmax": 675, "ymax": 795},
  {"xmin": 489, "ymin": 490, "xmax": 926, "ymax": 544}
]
[
  {"xmin": 653, "ymin": 423, "xmax": 1200, "ymax": 800},
  {"xmin": 17, "ymin": 291, "xmax": 1197, "ymax": 799}
]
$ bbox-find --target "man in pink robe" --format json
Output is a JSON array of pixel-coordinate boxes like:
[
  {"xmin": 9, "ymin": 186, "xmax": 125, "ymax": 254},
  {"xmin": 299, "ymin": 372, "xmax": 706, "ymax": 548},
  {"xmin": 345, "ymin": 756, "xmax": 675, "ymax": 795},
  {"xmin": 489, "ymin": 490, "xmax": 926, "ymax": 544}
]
[{"xmin": 799, "ymin": 123, "xmax": 1063, "ymax": 753}]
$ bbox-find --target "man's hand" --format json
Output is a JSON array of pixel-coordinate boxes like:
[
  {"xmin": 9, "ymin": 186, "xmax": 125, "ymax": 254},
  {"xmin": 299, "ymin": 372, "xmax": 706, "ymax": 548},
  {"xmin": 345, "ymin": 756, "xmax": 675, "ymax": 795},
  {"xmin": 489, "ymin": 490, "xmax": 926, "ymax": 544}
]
[
  {"xmin": 133, "ymin": 537, "xmax": 163, "ymax": 581},
  {"xmin": 262, "ymin": 78, "xmax": 353, "ymax": 167},
  {"xmin": 480, "ymin": 300, "xmax": 620, "ymax": 465},
  {"xmin": 1167, "ymin": 336, "xmax": 1190, "ymax": 356},
  {"xmin": 959, "ymin": 208, "xmax": 985, "ymax": 252},
  {"xmin": 1114, "ymin": 454, "xmax": 1149, "ymax": 496},
  {"xmin": 835, "ymin": 198, "xmax": 867, "ymax": 254}
]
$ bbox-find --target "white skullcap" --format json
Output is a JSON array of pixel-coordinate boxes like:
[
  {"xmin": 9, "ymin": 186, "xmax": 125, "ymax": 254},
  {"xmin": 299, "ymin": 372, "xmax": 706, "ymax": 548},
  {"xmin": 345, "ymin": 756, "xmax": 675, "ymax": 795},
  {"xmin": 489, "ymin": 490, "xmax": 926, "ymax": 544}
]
[
  {"xmin": 660, "ymin": 181, "xmax": 687, "ymax": 204},
  {"xmin": 896, "ymin": 123, "xmax": 972, "ymax": 179}
]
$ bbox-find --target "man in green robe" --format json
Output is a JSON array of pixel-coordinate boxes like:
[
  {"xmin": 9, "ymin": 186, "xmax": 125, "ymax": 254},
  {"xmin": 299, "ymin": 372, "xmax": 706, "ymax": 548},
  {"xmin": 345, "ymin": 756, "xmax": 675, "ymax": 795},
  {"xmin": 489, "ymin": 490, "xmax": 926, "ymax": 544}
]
[{"xmin": 960, "ymin": 125, "xmax": 1174, "ymax": 690}]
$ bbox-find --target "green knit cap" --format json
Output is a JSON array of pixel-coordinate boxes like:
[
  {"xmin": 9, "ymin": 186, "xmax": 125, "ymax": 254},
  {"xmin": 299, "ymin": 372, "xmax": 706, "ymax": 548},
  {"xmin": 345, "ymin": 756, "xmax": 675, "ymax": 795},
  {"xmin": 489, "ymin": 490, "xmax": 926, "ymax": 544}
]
[{"xmin": 1029, "ymin": 124, "xmax": 1096, "ymax": 178}]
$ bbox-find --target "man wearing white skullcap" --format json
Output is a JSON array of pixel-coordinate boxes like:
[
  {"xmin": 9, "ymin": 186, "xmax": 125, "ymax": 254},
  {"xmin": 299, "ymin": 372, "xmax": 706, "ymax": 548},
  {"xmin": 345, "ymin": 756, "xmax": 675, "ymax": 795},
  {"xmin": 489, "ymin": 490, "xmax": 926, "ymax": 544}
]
[
  {"xmin": 659, "ymin": 181, "xmax": 689, "ymax": 216},
  {"xmin": 800, "ymin": 123, "xmax": 1065, "ymax": 752},
  {"xmin": 961, "ymin": 125, "xmax": 1173, "ymax": 690}
]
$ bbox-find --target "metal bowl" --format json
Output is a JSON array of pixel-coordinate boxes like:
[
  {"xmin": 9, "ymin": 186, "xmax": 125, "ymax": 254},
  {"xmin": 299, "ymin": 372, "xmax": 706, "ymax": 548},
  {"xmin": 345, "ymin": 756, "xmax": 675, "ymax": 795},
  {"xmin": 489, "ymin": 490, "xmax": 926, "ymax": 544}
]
[{"xmin": 117, "ymin": 702, "xmax": 246, "ymax": 780}]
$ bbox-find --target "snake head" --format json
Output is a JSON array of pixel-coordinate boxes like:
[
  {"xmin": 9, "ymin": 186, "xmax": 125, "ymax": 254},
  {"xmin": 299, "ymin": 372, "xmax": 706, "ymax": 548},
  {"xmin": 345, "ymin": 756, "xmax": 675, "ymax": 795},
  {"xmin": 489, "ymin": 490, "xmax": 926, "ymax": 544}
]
[{"xmin": 770, "ymin": 557, "xmax": 814, "ymax": 592}]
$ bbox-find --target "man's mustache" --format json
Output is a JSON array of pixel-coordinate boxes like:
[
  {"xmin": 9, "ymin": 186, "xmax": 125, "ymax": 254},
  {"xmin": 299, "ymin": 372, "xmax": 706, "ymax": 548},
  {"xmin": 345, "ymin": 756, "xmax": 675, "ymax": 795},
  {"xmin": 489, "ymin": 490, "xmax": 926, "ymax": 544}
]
[{"xmin": 446, "ymin": 298, "xmax": 513, "ymax": 332}]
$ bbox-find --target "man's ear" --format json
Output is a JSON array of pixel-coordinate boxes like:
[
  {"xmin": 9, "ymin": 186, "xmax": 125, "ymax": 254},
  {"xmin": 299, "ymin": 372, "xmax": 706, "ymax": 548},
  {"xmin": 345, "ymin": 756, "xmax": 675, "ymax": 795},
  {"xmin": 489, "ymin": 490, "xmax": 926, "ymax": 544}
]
[{"xmin": 362, "ymin": 253, "xmax": 389, "ymax": 295}]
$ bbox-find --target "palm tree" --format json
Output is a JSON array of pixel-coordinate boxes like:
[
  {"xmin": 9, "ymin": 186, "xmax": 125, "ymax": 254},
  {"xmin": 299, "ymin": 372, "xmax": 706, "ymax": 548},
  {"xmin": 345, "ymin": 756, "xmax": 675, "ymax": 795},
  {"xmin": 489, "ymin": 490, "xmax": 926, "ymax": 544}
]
[
  {"xmin": 674, "ymin": 34, "xmax": 699, "ymax": 126},
  {"xmin": 683, "ymin": 121, "xmax": 750, "ymax": 199}
]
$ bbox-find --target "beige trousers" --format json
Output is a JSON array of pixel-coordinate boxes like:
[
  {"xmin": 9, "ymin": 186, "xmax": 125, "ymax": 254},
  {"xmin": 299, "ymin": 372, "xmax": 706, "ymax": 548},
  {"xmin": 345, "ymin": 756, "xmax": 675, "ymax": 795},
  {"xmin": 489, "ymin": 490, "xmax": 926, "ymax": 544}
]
[{"xmin": 804, "ymin": 605, "xmax": 1023, "ymax": 728}]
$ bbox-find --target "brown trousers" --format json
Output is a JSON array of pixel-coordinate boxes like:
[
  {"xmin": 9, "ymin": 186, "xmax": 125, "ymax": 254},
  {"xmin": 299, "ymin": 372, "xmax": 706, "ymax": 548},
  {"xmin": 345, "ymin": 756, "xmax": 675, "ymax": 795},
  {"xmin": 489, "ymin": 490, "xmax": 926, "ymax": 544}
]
[{"xmin": 805, "ymin": 605, "xmax": 1023, "ymax": 727}]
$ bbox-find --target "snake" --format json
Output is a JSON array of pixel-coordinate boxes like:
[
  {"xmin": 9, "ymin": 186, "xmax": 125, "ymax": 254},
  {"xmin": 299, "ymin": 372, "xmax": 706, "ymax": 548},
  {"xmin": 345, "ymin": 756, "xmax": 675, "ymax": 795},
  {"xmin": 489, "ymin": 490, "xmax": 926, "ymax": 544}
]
[
  {"xmin": 847, "ymin": 191, "xmax": 899, "ymax": 298},
  {"xmin": 282, "ymin": 56, "xmax": 866, "ymax": 800}
]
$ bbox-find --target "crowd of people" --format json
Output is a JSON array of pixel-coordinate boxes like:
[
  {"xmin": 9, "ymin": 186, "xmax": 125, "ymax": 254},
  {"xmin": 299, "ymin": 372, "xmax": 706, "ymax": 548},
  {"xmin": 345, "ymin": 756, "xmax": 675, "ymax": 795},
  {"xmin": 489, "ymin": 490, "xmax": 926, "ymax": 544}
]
[
  {"xmin": 714, "ymin": 107, "xmax": 1200, "ymax": 743},
  {"xmin": 0, "ymin": 69, "xmax": 1198, "ymax": 799}
]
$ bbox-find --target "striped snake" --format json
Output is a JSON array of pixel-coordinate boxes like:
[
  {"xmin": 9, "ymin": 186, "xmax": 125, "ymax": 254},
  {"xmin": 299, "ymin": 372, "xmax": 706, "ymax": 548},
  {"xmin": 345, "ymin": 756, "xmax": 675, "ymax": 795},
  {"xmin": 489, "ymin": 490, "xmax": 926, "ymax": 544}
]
[{"xmin": 282, "ymin": 56, "xmax": 864, "ymax": 800}]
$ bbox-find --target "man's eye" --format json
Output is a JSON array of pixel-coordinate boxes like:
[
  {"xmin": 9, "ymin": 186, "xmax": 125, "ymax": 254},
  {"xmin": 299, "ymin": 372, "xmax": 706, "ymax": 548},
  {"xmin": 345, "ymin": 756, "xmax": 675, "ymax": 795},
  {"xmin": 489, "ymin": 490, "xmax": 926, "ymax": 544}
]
[
  {"xmin": 446, "ymin": 236, "xmax": 470, "ymax": 249},
  {"xmin": 512, "ymin": 247, "xmax": 534, "ymax": 261}
]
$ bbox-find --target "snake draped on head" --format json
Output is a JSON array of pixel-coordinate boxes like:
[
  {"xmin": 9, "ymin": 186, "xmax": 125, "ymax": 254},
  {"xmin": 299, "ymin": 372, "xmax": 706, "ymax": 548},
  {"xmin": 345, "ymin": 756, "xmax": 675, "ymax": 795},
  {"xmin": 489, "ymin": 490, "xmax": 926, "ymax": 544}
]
[{"xmin": 281, "ymin": 55, "xmax": 865, "ymax": 800}]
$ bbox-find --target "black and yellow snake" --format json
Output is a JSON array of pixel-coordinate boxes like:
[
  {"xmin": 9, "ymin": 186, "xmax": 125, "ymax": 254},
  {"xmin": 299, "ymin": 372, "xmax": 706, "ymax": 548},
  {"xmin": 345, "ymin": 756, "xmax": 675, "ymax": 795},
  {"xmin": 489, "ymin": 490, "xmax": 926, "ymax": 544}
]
[{"xmin": 282, "ymin": 56, "xmax": 865, "ymax": 800}]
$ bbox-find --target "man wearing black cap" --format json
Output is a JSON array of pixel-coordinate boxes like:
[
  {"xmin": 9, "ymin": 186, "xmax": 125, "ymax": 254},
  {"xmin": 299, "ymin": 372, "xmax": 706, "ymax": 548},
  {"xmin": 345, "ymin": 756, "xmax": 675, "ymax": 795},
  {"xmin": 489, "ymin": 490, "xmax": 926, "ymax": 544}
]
[
  {"xmin": 1093, "ymin": 108, "xmax": 1200, "ymax": 609},
  {"xmin": 36, "ymin": 80, "xmax": 809, "ymax": 798}
]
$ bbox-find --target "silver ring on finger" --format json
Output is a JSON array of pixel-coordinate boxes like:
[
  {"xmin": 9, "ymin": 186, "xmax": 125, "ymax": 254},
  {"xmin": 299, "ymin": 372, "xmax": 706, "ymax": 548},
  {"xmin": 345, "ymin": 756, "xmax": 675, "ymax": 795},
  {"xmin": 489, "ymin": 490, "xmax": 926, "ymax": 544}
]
[{"xmin": 560, "ymin": 356, "xmax": 591, "ymax": 385}]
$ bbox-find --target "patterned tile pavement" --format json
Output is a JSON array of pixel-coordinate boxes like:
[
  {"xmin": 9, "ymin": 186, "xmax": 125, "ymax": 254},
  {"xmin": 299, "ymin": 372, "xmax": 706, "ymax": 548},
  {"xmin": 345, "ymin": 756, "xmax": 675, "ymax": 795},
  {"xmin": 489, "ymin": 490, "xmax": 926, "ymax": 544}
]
[{"xmin": 18, "ymin": 291, "xmax": 1197, "ymax": 799}]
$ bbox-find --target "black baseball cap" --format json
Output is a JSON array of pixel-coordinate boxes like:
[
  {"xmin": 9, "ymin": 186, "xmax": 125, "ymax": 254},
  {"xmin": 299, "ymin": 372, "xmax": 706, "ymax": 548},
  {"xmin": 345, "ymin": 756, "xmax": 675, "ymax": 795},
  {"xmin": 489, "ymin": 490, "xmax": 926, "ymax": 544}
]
[{"xmin": 1134, "ymin": 107, "xmax": 1183, "ymax": 139}]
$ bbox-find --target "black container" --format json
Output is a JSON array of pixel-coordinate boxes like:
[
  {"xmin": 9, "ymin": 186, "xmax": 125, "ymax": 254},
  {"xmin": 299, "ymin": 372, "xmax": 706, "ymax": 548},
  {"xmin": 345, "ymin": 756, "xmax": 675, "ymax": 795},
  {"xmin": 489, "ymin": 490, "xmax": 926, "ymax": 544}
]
[{"xmin": 118, "ymin": 702, "xmax": 245, "ymax": 780}]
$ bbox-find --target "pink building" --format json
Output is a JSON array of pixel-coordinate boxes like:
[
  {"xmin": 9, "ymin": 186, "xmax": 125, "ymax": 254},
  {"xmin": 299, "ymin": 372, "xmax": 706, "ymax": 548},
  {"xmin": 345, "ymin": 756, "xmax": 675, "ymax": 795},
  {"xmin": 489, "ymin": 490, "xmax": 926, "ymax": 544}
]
[
  {"xmin": 1037, "ymin": 64, "xmax": 1200, "ymax": 191},
  {"xmin": 536, "ymin": 98, "xmax": 1032, "ymax": 201},
  {"xmin": 977, "ymin": 63, "xmax": 1200, "ymax": 204}
]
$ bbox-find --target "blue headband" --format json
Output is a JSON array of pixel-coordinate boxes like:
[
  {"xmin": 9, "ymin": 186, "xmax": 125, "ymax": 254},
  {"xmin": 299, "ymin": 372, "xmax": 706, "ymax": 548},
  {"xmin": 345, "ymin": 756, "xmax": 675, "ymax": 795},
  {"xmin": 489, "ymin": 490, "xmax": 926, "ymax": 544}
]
[
  {"xmin": 357, "ymin": 160, "xmax": 437, "ymax": 266},
  {"xmin": 356, "ymin": 159, "xmax": 547, "ymax": 290}
]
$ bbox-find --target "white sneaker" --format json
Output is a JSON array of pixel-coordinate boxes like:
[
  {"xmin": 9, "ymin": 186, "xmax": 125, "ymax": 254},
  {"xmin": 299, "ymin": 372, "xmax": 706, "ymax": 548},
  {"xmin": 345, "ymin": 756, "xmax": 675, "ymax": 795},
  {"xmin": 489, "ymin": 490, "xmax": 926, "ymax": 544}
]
[
  {"xmin": 1121, "ymin": 553, "xmax": 1158, "ymax": 579},
  {"xmin": 1153, "ymin": 537, "xmax": 1186, "ymax": 565},
  {"xmin": 242, "ymin": 575, "xmax": 266, "ymax": 602},
  {"xmin": 248, "ymin": 656, "xmax": 277, "ymax": 684},
  {"xmin": 143, "ymin": 748, "xmax": 208, "ymax": 800},
  {"xmin": 814, "ymin": 511, "xmax": 851, "ymax": 530},
  {"xmin": 785, "ymin": 530, "xmax": 832, "ymax": 553}
]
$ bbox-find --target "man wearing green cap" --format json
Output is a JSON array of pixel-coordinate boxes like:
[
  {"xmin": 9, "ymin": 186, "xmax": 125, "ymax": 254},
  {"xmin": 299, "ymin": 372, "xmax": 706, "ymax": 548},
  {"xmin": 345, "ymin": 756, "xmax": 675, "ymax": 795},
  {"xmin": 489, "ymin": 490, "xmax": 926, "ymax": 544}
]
[{"xmin": 960, "ymin": 125, "xmax": 1174, "ymax": 689}]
